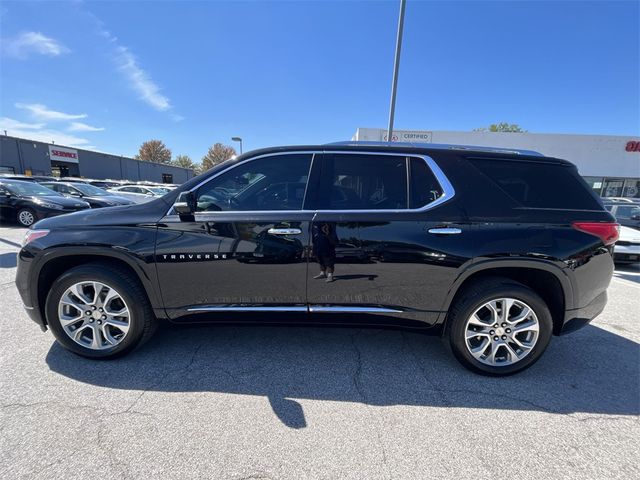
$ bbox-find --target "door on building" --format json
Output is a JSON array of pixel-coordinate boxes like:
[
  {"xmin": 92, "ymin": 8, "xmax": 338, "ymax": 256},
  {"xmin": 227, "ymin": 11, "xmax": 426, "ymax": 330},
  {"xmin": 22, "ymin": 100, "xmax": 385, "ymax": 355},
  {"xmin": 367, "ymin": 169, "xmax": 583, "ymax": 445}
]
[
  {"xmin": 162, "ymin": 173, "xmax": 174, "ymax": 184},
  {"xmin": 51, "ymin": 161, "xmax": 79, "ymax": 177}
]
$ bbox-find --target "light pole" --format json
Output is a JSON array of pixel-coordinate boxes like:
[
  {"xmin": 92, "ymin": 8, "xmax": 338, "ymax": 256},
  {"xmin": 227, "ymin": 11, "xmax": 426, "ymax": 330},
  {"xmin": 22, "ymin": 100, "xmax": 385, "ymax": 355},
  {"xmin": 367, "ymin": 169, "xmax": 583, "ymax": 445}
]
[
  {"xmin": 231, "ymin": 136, "xmax": 243, "ymax": 154},
  {"xmin": 387, "ymin": 0, "xmax": 406, "ymax": 142}
]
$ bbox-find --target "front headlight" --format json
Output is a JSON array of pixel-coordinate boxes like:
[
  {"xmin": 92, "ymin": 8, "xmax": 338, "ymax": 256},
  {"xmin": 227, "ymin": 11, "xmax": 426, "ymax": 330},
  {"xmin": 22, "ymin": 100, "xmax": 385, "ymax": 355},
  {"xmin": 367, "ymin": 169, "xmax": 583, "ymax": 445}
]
[{"xmin": 36, "ymin": 201, "xmax": 64, "ymax": 210}]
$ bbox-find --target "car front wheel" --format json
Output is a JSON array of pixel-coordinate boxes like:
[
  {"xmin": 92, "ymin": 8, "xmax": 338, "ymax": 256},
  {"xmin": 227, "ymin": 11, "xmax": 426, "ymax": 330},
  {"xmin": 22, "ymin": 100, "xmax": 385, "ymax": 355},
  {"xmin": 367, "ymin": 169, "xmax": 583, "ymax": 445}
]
[
  {"xmin": 17, "ymin": 208, "xmax": 36, "ymax": 227},
  {"xmin": 447, "ymin": 278, "xmax": 553, "ymax": 376},
  {"xmin": 45, "ymin": 263, "xmax": 157, "ymax": 358}
]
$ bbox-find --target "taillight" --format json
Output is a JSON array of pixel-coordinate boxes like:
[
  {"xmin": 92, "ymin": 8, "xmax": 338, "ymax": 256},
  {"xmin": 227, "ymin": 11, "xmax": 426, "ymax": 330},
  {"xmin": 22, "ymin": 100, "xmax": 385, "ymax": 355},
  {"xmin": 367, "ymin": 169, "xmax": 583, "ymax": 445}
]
[
  {"xmin": 572, "ymin": 222, "xmax": 619, "ymax": 246},
  {"xmin": 22, "ymin": 229, "xmax": 49, "ymax": 247}
]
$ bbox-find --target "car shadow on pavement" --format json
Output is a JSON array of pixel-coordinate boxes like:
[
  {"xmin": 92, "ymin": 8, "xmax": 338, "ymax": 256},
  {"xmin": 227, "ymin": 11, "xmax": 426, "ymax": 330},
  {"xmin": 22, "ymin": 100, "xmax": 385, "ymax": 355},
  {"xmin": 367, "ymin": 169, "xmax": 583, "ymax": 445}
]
[
  {"xmin": 46, "ymin": 322, "xmax": 639, "ymax": 428},
  {"xmin": 613, "ymin": 264, "xmax": 640, "ymax": 284},
  {"xmin": 0, "ymin": 252, "xmax": 17, "ymax": 268}
]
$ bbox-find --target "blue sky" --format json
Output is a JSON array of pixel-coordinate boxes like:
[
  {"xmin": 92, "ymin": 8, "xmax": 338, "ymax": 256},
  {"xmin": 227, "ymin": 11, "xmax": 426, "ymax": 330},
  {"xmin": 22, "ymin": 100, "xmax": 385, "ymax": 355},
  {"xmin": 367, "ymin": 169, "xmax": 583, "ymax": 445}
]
[{"xmin": 1, "ymin": 0, "xmax": 638, "ymax": 162}]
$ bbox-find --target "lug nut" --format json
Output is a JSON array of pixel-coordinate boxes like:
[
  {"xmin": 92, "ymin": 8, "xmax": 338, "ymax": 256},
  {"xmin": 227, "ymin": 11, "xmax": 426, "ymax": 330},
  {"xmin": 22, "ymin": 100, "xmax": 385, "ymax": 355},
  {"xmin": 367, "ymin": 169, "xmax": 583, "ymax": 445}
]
[
  {"xmin": 506, "ymin": 328, "xmax": 511, "ymax": 333},
  {"xmin": 490, "ymin": 330, "xmax": 495, "ymax": 335},
  {"xmin": 89, "ymin": 318, "xmax": 94, "ymax": 323},
  {"xmin": 99, "ymin": 308, "xmax": 103, "ymax": 312},
  {"xmin": 98, "ymin": 320, "xmax": 102, "ymax": 325},
  {"xmin": 493, "ymin": 336, "xmax": 499, "ymax": 341},
  {"xmin": 85, "ymin": 311, "xmax": 91, "ymax": 316},
  {"xmin": 92, "ymin": 306, "xmax": 97, "ymax": 310},
  {"xmin": 494, "ymin": 324, "xmax": 499, "ymax": 328},
  {"xmin": 501, "ymin": 323, "xmax": 507, "ymax": 327},
  {"xmin": 501, "ymin": 335, "xmax": 507, "ymax": 340},
  {"xmin": 101, "ymin": 315, "xmax": 106, "ymax": 320}
]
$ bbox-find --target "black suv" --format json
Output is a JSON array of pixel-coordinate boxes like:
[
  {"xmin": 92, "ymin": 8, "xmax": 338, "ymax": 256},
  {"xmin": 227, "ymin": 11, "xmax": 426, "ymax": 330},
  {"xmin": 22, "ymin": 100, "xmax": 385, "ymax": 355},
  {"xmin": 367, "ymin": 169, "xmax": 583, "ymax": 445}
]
[{"xmin": 16, "ymin": 143, "xmax": 618, "ymax": 375}]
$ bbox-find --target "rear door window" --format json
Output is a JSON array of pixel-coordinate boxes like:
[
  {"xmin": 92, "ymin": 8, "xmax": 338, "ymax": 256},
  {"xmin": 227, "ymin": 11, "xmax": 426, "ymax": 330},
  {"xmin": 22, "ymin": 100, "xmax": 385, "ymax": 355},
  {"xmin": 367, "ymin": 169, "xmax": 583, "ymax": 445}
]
[
  {"xmin": 316, "ymin": 154, "xmax": 408, "ymax": 210},
  {"xmin": 470, "ymin": 159, "xmax": 602, "ymax": 210}
]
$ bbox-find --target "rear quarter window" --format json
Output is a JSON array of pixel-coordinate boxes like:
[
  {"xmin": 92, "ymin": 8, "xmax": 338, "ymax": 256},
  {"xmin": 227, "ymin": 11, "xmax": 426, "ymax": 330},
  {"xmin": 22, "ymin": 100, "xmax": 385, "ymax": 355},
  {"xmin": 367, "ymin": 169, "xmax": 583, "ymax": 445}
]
[{"xmin": 469, "ymin": 159, "xmax": 602, "ymax": 210}]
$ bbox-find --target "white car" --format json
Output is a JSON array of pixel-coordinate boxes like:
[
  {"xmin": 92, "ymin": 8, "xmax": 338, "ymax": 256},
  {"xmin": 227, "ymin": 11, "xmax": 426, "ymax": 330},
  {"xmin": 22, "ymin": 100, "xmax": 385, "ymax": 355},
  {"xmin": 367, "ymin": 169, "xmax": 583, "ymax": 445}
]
[
  {"xmin": 107, "ymin": 185, "xmax": 170, "ymax": 203},
  {"xmin": 614, "ymin": 226, "xmax": 640, "ymax": 264}
]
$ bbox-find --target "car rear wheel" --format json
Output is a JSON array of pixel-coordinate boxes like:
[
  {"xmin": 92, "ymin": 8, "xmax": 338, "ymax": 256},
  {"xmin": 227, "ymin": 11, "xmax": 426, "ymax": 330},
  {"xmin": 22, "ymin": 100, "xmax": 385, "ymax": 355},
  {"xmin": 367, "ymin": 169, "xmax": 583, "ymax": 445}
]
[
  {"xmin": 45, "ymin": 263, "xmax": 157, "ymax": 358},
  {"xmin": 17, "ymin": 208, "xmax": 36, "ymax": 227},
  {"xmin": 446, "ymin": 278, "xmax": 553, "ymax": 376}
]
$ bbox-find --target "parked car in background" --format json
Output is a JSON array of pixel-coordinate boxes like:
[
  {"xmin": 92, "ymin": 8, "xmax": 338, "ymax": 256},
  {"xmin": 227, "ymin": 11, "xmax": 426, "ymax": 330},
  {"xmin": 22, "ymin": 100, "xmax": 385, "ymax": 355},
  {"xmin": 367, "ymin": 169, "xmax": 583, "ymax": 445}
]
[
  {"xmin": 17, "ymin": 143, "xmax": 618, "ymax": 376},
  {"xmin": 107, "ymin": 184, "xmax": 170, "ymax": 203},
  {"xmin": 613, "ymin": 226, "xmax": 640, "ymax": 264},
  {"xmin": 40, "ymin": 182, "xmax": 135, "ymax": 208},
  {"xmin": 0, "ymin": 174, "xmax": 58, "ymax": 183},
  {"xmin": 88, "ymin": 180, "xmax": 125, "ymax": 189},
  {"xmin": 603, "ymin": 200, "xmax": 640, "ymax": 230},
  {"xmin": 0, "ymin": 179, "xmax": 90, "ymax": 226}
]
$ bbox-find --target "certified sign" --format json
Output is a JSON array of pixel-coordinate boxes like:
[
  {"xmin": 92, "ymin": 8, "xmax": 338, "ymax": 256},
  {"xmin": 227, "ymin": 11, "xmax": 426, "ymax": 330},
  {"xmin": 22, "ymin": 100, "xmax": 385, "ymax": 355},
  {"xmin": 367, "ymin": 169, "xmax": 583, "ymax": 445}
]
[
  {"xmin": 382, "ymin": 130, "xmax": 433, "ymax": 143},
  {"xmin": 48, "ymin": 145, "xmax": 79, "ymax": 164}
]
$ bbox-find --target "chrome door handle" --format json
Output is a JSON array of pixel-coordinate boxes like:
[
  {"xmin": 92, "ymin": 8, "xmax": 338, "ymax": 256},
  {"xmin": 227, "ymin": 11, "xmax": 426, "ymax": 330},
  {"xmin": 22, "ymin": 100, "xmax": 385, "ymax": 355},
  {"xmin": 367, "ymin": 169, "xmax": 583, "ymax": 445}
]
[
  {"xmin": 268, "ymin": 228, "xmax": 302, "ymax": 235},
  {"xmin": 428, "ymin": 227, "xmax": 462, "ymax": 235}
]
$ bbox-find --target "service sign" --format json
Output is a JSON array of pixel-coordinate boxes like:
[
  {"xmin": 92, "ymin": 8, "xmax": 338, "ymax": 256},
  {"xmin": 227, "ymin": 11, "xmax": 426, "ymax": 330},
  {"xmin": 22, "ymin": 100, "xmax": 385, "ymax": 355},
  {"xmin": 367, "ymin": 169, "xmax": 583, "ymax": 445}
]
[{"xmin": 48, "ymin": 145, "xmax": 79, "ymax": 164}]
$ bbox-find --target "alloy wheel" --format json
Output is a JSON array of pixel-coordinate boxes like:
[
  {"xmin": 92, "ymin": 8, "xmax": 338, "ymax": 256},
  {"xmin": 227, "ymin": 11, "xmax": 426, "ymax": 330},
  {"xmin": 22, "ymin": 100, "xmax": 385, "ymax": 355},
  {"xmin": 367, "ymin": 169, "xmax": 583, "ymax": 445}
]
[
  {"xmin": 18, "ymin": 210, "xmax": 35, "ymax": 226},
  {"xmin": 57, "ymin": 281, "xmax": 131, "ymax": 350},
  {"xmin": 464, "ymin": 298, "xmax": 540, "ymax": 367}
]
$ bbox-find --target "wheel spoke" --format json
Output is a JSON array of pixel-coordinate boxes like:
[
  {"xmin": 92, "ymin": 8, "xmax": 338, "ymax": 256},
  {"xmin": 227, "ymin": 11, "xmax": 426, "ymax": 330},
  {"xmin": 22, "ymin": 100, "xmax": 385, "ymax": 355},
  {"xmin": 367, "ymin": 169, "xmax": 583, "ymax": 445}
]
[
  {"xmin": 105, "ymin": 318, "xmax": 129, "ymax": 334},
  {"xmin": 513, "ymin": 320, "xmax": 539, "ymax": 334},
  {"xmin": 466, "ymin": 330, "xmax": 490, "ymax": 340},
  {"xmin": 90, "ymin": 325, "xmax": 103, "ymax": 349},
  {"xmin": 468, "ymin": 313, "xmax": 491, "ymax": 328},
  {"xmin": 69, "ymin": 284, "xmax": 92, "ymax": 305},
  {"xmin": 101, "ymin": 325, "xmax": 119, "ymax": 345},
  {"xmin": 508, "ymin": 306, "xmax": 532, "ymax": 325}
]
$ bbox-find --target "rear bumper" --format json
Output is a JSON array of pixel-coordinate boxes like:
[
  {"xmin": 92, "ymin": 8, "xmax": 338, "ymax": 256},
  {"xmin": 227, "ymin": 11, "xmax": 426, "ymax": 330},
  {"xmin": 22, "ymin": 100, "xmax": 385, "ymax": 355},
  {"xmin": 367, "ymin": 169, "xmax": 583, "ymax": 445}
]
[{"xmin": 558, "ymin": 290, "xmax": 607, "ymax": 335}]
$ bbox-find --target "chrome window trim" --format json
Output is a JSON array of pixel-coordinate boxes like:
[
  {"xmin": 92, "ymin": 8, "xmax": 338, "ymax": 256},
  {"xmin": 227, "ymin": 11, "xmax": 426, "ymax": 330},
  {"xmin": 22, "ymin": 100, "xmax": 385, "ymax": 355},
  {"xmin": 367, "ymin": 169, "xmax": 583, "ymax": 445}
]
[{"xmin": 164, "ymin": 149, "xmax": 455, "ymax": 217}]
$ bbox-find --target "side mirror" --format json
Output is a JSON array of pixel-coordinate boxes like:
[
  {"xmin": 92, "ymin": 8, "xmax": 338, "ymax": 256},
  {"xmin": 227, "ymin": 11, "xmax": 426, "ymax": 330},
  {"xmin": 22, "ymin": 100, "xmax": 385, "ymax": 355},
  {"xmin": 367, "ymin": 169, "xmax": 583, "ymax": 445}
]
[{"xmin": 174, "ymin": 191, "xmax": 196, "ymax": 216}]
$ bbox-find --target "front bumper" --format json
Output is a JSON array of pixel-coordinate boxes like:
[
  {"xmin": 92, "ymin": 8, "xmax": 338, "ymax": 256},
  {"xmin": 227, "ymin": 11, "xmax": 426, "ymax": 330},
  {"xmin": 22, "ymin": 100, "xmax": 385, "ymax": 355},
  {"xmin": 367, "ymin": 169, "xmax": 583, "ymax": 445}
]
[{"xmin": 15, "ymin": 248, "xmax": 47, "ymax": 331}]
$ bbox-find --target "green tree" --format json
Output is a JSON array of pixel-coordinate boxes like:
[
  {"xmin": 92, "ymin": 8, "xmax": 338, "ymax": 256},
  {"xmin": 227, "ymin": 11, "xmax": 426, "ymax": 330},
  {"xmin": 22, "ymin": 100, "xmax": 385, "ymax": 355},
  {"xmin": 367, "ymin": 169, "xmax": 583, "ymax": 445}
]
[
  {"xmin": 136, "ymin": 140, "xmax": 172, "ymax": 163},
  {"xmin": 474, "ymin": 123, "xmax": 527, "ymax": 133},
  {"xmin": 172, "ymin": 154, "xmax": 196, "ymax": 170},
  {"xmin": 201, "ymin": 143, "xmax": 237, "ymax": 171}
]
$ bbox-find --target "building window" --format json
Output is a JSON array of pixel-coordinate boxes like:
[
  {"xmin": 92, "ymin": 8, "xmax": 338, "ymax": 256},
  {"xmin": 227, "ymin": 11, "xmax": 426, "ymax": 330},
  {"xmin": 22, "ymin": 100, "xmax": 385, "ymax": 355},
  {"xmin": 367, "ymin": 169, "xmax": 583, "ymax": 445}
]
[
  {"xmin": 602, "ymin": 178, "xmax": 626, "ymax": 198},
  {"xmin": 623, "ymin": 179, "xmax": 640, "ymax": 198},
  {"xmin": 162, "ymin": 173, "xmax": 173, "ymax": 184},
  {"xmin": 582, "ymin": 176, "xmax": 604, "ymax": 196}
]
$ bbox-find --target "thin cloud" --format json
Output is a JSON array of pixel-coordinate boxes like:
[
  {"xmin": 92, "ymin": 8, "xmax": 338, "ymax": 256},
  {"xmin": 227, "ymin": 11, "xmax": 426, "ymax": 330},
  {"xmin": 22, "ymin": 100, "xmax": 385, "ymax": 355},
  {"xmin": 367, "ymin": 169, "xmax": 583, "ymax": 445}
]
[
  {"xmin": 0, "ymin": 117, "xmax": 91, "ymax": 147},
  {"xmin": 15, "ymin": 103, "xmax": 87, "ymax": 121},
  {"xmin": 88, "ymin": 12, "xmax": 174, "ymax": 114},
  {"xmin": 2, "ymin": 32, "xmax": 70, "ymax": 59},
  {"xmin": 0, "ymin": 117, "xmax": 45, "ymax": 130},
  {"xmin": 68, "ymin": 121, "xmax": 105, "ymax": 132},
  {"xmin": 115, "ymin": 45, "xmax": 171, "ymax": 111}
]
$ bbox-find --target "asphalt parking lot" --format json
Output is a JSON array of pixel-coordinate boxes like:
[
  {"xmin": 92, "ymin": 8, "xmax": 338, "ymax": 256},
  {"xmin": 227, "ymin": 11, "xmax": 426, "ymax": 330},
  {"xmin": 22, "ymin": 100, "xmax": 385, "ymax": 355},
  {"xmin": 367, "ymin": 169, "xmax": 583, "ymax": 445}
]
[{"xmin": 0, "ymin": 225, "xmax": 638, "ymax": 480}]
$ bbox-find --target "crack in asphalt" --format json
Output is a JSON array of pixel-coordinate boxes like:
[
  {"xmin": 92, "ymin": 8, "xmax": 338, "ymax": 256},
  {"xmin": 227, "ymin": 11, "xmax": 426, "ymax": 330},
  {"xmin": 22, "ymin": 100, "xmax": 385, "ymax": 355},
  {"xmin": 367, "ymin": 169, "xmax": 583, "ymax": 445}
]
[{"xmin": 349, "ymin": 331, "xmax": 391, "ymax": 480}]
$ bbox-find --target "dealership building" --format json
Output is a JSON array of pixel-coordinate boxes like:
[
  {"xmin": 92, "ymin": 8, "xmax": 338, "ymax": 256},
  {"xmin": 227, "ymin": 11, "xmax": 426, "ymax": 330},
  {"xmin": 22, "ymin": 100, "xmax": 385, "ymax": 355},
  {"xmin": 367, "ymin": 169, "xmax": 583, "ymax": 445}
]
[
  {"xmin": 353, "ymin": 128, "xmax": 640, "ymax": 198},
  {"xmin": 0, "ymin": 135, "xmax": 194, "ymax": 184}
]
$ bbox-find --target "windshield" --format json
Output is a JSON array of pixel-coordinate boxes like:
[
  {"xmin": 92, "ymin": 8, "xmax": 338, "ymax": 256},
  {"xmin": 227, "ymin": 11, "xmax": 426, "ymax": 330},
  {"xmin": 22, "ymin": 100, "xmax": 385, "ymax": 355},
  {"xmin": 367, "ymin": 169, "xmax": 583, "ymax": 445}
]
[
  {"xmin": 148, "ymin": 187, "xmax": 170, "ymax": 195},
  {"xmin": 73, "ymin": 183, "xmax": 112, "ymax": 196},
  {"xmin": 5, "ymin": 181, "xmax": 61, "ymax": 197}
]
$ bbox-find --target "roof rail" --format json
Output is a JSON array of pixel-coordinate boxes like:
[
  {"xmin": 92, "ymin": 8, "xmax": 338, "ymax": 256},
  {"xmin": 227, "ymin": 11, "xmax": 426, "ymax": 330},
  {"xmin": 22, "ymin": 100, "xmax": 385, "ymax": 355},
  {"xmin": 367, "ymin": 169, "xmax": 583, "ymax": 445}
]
[{"xmin": 327, "ymin": 140, "xmax": 543, "ymax": 156}]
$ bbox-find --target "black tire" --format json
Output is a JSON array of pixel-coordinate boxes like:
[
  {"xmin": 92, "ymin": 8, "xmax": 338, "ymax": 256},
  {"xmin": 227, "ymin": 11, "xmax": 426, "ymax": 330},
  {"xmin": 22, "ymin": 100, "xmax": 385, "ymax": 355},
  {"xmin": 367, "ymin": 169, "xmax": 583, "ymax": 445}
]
[
  {"xmin": 45, "ymin": 262, "xmax": 157, "ymax": 359},
  {"xmin": 17, "ymin": 207, "xmax": 37, "ymax": 227},
  {"xmin": 446, "ymin": 277, "xmax": 553, "ymax": 376}
]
